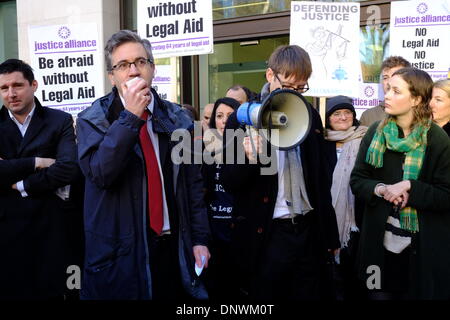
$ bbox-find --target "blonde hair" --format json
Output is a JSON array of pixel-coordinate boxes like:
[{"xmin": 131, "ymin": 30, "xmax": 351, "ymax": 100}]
[{"xmin": 433, "ymin": 79, "xmax": 450, "ymax": 98}]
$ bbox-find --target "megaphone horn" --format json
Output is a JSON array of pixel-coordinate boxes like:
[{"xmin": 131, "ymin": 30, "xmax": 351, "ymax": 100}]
[{"xmin": 236, "ymin": 89, "xmax": 312, "ymax": 150}]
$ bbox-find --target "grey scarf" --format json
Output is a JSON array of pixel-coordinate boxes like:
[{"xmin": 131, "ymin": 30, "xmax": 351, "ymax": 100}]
[
  {"xmin": 325, "ymin": 126, "xmax": 367, "ymax": 247},
  {"xmin": 283, "ymin": 147, "xmax": 313, "ymax": 216},
  {"xmin": 261, "ymin": 82, "xmax": 313, "ymax": 215}
]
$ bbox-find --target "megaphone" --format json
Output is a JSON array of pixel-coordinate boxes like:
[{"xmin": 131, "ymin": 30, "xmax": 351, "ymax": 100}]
[{"xmin": 236, "ymin": 89, "xmax": 312, "ymax": 150}]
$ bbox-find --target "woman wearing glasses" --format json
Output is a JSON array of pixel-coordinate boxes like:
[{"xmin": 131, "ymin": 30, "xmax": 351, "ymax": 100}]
[
  {"xmin": 350, "ymin": 68, "xmax": 450, "ymax": 300},
  {"xmin": 324, "ymin": 96, "xmax": 368, "ymax": 300}
]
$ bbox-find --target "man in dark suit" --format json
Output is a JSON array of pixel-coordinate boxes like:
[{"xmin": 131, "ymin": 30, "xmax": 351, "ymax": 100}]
[
  {"xmin": 0, "ymin": 59, "xmax": 79, "ymax": 299},
  {"xmin": 76, "ymin": 30, "xmax": 210, "ymax": 300}
]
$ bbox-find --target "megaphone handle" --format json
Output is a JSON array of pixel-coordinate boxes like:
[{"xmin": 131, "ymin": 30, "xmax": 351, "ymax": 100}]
[
  {"xmin": 247, "ymin": 125, "xmax": 259, "ymax": 162},
  {"xmin": 247, "ymin": 126, "xmax": 259, "ymax": 137}
]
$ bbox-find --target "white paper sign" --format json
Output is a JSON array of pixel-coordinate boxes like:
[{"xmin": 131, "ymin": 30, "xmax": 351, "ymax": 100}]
[
  {"xmin": 390, "ymin": 0, "xmax": 450, "ymax": 81},
  {"xmin": 137, "ymin": 0, "xmax": 213, "ymax": 58},
  {"xmin": 290, "ymin": 1, "xmax": 361, "ymax": 97},
  {"xmin": 152, "ymin": 64, "xmax": 177, "ymax": 103},
  {"xmin": 28, "ymin": 23, "xmax": 103, "ymax": 117},
  {"xmin": 353, "ymin": 83, "xmax": 382, "ymax": 120}
]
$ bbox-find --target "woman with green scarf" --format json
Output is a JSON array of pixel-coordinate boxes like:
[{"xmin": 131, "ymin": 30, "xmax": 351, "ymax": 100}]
[{"xmin": 350, "ymin": 68, "xmax": 450, "ymax": 300}]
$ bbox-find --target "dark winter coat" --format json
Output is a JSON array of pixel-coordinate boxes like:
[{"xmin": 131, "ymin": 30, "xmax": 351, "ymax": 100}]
[
  {"xmin": 76, "ymin": 88, "xmax": 210, "ymax": 300},
  {"xmin": 0, "ymin": 98, "xmax": 79, "ymax": 299},
  {"xmin": 442, "ymin": 122, "xmax": 450, "ymax": 137},
  {"xmin": 350, "ymin": 121, "xmax": 450, "ymax": 299}
]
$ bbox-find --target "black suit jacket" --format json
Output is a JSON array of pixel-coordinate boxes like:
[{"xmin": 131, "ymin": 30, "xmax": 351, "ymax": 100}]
[{"xmin": 0, "ymin": 98, "xmax": 79, "ymax": 299}]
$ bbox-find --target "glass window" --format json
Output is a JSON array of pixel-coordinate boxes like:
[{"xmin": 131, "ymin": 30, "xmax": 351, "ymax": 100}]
[
  {"xmin": 360, "ymin": 24, "xmax": 390, "ymax": 83},
  {"xmin": 0, "ymin": 1, "xmax": 18, "ymax": 106},
  {"xmin": 213, "ymin": 0, "xmax": 372, "ymax": 20},
  {"xmin": 213, "ymin": 0, "xmax": 291, "ymax": 20},
  {"xmin": 207, "ymin": 36, "xmax": 289, "ymax": 103},
  {"xmin": 0, "ymin": 1, "xmax": 18, "ymax": 61},
  {"xmin": 122, "ymin": 0, "xmax": 137, "ymax": 31}
]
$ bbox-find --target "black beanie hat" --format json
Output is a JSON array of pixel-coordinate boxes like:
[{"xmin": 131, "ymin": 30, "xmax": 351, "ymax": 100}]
[{"xmin": 325, "ymin": 95, "xmax": 358, "ymax": 129}]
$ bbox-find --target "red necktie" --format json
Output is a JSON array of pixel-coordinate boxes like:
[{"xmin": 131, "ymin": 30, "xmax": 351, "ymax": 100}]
[{"xmin": 139, "ymin": 111, "xmax": 163, "ymax": 235}]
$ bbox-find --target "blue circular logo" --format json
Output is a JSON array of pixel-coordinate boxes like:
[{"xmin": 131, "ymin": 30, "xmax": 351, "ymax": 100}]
[
  {"xmin": 364, "ymin": 86, "xmax": 375, "ymax": 98},
  {"xmin": 417, "ymin": 3, "xmax": 428, "ymax": 14},
  {"xmin": 58, "ymin": 26, "xmax": 71, "ymax": 39}
]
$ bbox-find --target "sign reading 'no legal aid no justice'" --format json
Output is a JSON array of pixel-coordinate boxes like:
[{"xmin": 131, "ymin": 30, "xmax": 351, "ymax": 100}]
[
  {"xmin": 137, "ymin": 0, "xmax": 213, "ymax": 58},
  {"xmin": 290, "ymin": 1, "xmax": 361, "ymax": 97},
  {"xmin": 28, "ymin": 23, "xmax": 104, "ymax": 117},
  {"xmin": 390, "ymin": 0, "xmax": 450, "ymax": 81}
]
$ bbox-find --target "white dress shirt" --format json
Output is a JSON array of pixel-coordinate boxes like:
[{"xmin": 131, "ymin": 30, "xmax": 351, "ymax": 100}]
[
  {"xmin": 120, "ymin": 93, "xmax": 171, "ymax": 233},
  {"xmin": 8, "ymin": 104, "xmax": 36, "ymax": 137},
  {"xmin": 273, "ymin": 149, "xmax": 291, "ymax": 219}
]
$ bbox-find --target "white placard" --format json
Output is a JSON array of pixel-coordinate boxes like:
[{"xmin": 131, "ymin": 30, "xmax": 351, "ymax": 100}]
[
  {"xmin": 152, "ymin": 64, "xmax": 177, "ymax": 103},
  {"xmin": 28, "ymin": 23, "xmax": 103, "ymax": 117},
  {"xmin": 137, "ymin": 0, "xmax": 213, "ymax": 58},
  {"xmin": 290, "ymin": 1, "xmax": 361, "ymax": 97},
  {"xmin": 353, "ymin": 82, "xmax": 382, "ymax": 120},
  {"xmin": 390, "ymin": 0, "xmax": 450, "ymax": 81}
]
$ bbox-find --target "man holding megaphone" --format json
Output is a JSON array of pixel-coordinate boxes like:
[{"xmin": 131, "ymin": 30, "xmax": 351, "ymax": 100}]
[{"xmin": 222, "ymin": 45, "xmax": 340, "ymax": 301}]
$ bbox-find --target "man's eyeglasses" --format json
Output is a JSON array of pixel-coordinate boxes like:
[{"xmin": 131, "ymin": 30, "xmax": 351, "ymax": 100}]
[
  {"xmin": 274, "ymin": 73, "xmax": 309, "ymax": 93},
  {"xmin": 111, "ymin": 57, "xmax": 153, "ymax": 72}
]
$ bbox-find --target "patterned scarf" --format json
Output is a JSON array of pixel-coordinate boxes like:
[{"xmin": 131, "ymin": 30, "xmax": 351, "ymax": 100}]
[{"xmin": 365, "ymin": 118, "xmax": 431, "ymax": 232}]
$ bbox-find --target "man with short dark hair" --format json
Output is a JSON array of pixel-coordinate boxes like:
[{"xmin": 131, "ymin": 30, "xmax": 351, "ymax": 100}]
[
  {"xmin": 222, "ymin": 45, "xmax": 340, "ymax": 300},
  {"xmin": 359, "ymin": 56, "xmax": 411, "ymax": 127},
  {"xmin": 0, "ymin": 59, "xmax": 79, "ymax": 299},
  {"xmin": 76, "ymin": 30, "xmax": 210, "ymax": 300}
]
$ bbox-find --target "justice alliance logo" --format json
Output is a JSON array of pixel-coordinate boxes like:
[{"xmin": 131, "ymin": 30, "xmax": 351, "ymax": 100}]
[
  {"xmin": 58, "ymin": 26, "xmax": 71, "ymax": 39},
  {"xmin": 416, "ymin": 2, "xmax": 428, "ymax": 15}
]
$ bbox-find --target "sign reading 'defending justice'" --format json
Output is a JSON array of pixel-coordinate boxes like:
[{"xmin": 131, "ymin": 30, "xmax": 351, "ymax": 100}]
[
  {"xmin": 290, "ymin": 1, "xmax": 361, "ymax": 97},
  {"xmin": 390, "ymin": 0, "xmax": 450, "ymax": 81},
  {"xmin": 137, "ymin": 0, "xmax": 213, "ymax": 58},
  {"xmin": 28, "ymin": 23, "xmax": 103, "ymax": 117}
]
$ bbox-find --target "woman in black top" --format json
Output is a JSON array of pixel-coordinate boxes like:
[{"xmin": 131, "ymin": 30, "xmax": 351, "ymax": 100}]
[
  {"xmin": 202, "ymin": 97, "xmax": 240, "ymax": 301},
  {"xmin": 350, "ymin": 68, "xmax": 450, "ymax": 299}
]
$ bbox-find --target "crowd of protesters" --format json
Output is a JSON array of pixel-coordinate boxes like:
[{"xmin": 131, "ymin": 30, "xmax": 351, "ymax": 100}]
[{"xmin": 1, "ymin": 29, "xmax": 450, "ymax": 301}]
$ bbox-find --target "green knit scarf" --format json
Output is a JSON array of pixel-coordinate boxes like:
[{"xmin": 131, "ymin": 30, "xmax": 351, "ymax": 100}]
[{"xmin": 365, "ymin": 118, "xmax": 431, "ymax": 232}]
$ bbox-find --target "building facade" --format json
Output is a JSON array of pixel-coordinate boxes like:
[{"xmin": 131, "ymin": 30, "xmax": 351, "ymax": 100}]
[{"xmin": 2, "ymin": 0, "xmax": 392, "ymax": 115}]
